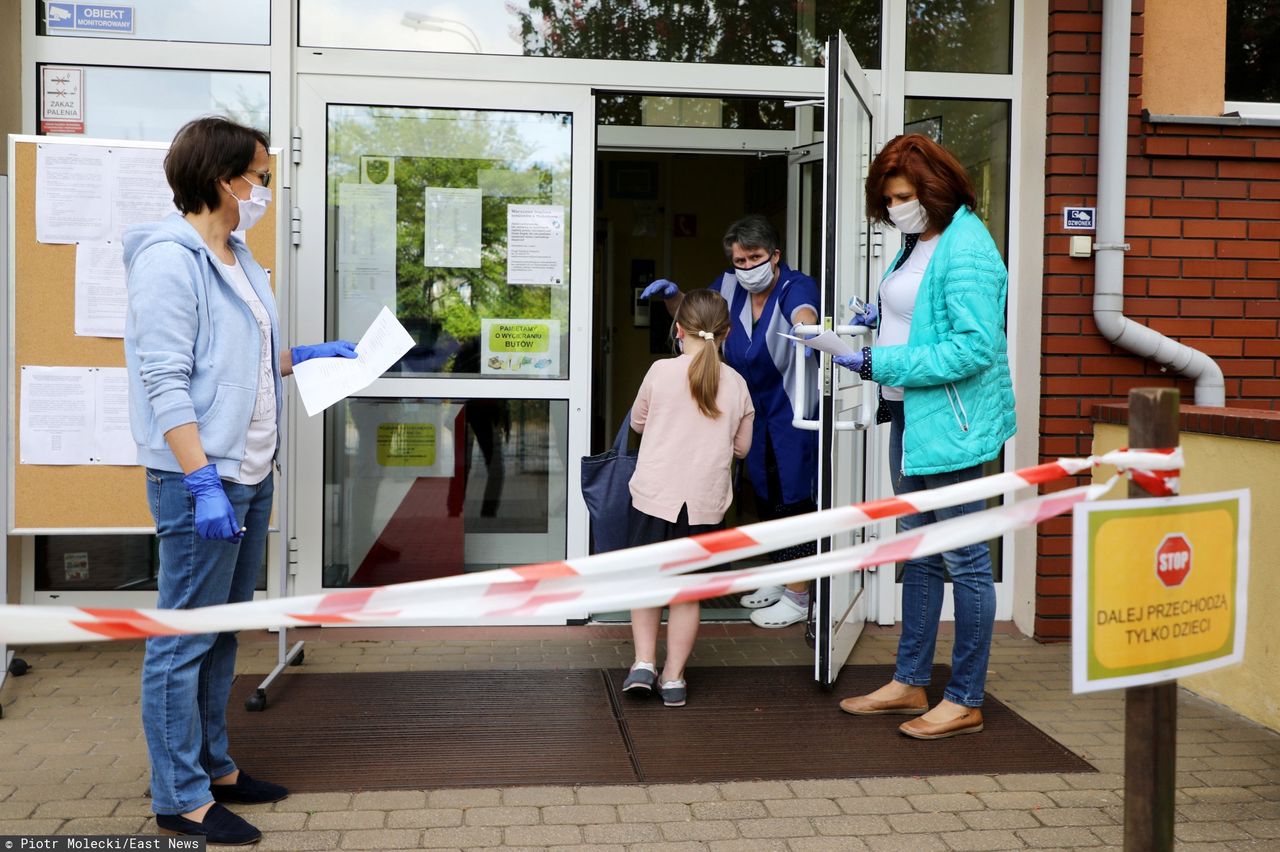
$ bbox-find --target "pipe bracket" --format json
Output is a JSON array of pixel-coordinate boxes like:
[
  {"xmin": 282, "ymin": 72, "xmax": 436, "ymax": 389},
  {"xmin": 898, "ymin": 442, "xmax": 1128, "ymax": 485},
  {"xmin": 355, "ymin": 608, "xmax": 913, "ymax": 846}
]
[{"xmin": 1093, "ymin": 242, "xmax": 1131, "ymax": 252}]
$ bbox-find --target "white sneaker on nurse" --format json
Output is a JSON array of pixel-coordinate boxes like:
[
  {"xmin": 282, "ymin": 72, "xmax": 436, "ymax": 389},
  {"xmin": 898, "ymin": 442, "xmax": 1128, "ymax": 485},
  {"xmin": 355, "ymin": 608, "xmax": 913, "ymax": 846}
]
[
  {"xmin": 739, "ymin": 585, "xmax": 784, "ymax": 609},
  {"xmin": 750, "ymin": 594, "xmax": 808, "ymax": 628}
]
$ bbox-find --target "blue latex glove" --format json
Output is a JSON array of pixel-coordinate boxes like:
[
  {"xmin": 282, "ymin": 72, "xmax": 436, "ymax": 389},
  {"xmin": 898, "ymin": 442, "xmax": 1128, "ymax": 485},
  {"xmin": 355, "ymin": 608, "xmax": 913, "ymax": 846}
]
[
  {"xmin": 854, "ymin": 303, "xmax": 879, "ymax": 328},
  {"xmin": 848, "ymin": 296, "xmax": 878, "ymax": 328},
  {"xmin": 182, "ymin": 464, "xmax": 244, "ymax": 542},
  {"xmin": 291, "ymin": 340, "xmax": 357, "ymax": 365},
  {"xmin": 832, "ymin": 351, "xmax": 865, "ymax": 373},
  {"xmin": 640, "ymin": 279, "xmax": 680, "ymax": 300}
]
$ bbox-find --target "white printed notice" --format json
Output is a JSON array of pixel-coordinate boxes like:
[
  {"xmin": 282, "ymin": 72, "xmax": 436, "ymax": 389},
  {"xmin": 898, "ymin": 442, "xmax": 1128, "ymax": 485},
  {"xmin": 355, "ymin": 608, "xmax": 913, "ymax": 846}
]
[
  {"xmin": 110, "ymin": 147, "xmax": 177, "ymax": 240},
  {"xmin": 337, "ymin": 182, "xmax": 398, "ymax": 339},
  {"xmin": 37, "ymin": 143, "xmax": 176, "ymax": 245},
  {"xmin": 19, "ymin": 366, "xmax": 137, "ymax": 465},
  {"xmin": 36, "ymin": 143, "xmax": 112, "ymax": 244},
  {"xmin": 291, "ymin": 306, "xmax": 416, "ymax": 417},
  {"xmin": 506, "ymin": 204, "xmax": 565, "ymax": 285},
  {"xmin": 480, "ymin": 318, "xmax": 561, "ymax": 376},
  {"xmin": 425, "ymin": 187, "xmax": 482, "ymax": 268},
  {"xmin": 74, "ymin": 241, "xmax": 127, "ymax": 337}
]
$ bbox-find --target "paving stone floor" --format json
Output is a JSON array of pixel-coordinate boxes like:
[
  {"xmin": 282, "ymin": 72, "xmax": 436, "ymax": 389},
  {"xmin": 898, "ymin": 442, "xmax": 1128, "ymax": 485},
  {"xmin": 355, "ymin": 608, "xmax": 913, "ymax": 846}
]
[{"xmin": 1, "ymin": 623, "xmax": 1277, "ymax": 850}]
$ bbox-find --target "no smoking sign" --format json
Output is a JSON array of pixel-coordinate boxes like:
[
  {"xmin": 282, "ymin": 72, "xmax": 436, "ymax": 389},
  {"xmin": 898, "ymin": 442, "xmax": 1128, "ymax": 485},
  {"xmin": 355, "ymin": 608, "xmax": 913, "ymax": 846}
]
[{"xmin": 1155, "ymin": 533, "xmax": 1192, "ymax": 587}]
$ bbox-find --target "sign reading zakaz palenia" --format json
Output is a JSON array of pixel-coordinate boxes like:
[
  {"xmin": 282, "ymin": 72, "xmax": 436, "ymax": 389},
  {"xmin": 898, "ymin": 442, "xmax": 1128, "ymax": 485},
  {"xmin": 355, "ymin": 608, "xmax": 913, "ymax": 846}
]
[
  {"xmin": 1072, "ymin": 490, "xmax": 1250, "ymax": 694},
  {"xmin": 45, "ymin": 3, "xmax": 135, "ymax": 34}
]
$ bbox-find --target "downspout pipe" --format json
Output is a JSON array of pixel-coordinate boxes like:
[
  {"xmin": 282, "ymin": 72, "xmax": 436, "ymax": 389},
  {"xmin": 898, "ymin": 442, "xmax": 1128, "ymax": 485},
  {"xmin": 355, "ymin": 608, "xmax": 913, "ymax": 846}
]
[{"xmin": 1094, "ymin": 0, "xmax": 1226, "ymax": 406}]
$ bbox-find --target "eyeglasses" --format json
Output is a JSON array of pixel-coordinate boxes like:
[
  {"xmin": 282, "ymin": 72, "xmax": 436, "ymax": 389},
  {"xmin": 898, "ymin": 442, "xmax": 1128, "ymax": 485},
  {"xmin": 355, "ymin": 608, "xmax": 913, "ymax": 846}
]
[{"xmin": 246, "ymin": 169, "xmax": 272, "ymax": 188}]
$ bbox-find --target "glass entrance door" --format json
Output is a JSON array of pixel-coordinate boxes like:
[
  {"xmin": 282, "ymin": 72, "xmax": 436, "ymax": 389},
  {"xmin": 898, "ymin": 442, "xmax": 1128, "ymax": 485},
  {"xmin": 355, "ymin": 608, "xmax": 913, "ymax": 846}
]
[
  {"xmin": 292, "ymin": 76, "xmax": 595, "ymax": 623},
  {"xmin": 814, "ymin": 33, "xmax": 878, "ymax": 685}
]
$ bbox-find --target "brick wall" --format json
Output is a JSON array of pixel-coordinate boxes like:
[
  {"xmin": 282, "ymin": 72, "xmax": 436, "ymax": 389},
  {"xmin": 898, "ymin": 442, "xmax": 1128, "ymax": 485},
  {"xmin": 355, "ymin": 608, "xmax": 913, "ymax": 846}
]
[{"xmin": 1039, "ymin": 0, "xmax": 1280, "ymax": 640}]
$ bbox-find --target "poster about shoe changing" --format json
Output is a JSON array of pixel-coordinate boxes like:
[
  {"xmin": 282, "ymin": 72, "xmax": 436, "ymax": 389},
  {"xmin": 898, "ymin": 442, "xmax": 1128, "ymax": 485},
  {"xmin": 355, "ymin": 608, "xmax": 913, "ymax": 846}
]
[{"xmin": 480, "ymin": 318, "xmax": 560, "ymax": 376}]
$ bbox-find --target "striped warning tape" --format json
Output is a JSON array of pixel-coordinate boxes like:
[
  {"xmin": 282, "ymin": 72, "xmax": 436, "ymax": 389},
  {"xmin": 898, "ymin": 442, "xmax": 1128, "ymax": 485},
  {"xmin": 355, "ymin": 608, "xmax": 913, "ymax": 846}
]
[{"xmin": 0, "ymin": 448, "xmax": 1180, "ymax": 644}]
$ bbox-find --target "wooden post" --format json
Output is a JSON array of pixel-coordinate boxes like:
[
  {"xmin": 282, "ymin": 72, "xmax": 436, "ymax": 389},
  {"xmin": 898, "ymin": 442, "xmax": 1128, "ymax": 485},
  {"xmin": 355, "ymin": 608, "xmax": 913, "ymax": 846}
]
[{"xmin": 1123, "ymin": 387, "xmax": 1180, "ymax": 852}]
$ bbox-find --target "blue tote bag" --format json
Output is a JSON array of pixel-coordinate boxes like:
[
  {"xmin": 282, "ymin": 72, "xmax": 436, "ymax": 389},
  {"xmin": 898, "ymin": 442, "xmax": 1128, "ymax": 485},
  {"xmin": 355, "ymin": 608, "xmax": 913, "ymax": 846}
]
[{"xmin": 580, "ymin": 411, "xmax": 637, "ymax": 553}]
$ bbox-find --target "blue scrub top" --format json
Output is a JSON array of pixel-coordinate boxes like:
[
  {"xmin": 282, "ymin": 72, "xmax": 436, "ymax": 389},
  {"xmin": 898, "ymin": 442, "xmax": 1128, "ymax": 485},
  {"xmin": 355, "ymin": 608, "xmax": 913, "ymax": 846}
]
[{"xmin": 707, "ymin": 263, "xmax": 820, "ymax": 506}]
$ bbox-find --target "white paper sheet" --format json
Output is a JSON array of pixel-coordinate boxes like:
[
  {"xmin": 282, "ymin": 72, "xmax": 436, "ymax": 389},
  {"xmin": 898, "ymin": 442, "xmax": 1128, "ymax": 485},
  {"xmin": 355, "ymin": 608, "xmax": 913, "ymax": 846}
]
[
  {"xmin": 776, "ymin": 330, "xmax": 857, "ymax": 358},
  {"xmin": 19, "ymin": 366, "xmax": 137, "ymax": 465},
  {"xmin": 425, "ymin": 187, "xmax": 482, "ymax": 268},
  {"xmin": 337, "ymin": 183, "xmax": 398, "ymax": 338},
  {"xmin": 36, "ymin": 143, "xmax": 112, "ymax": 244},
  {"xmin": 110, "ymin": 147, "xmax": 176, "ymax": 239},
  {"xmin": 291, "ymin": 307, "xmax": 416, "ymax": 417},
  {"xmin": 506, "ymin": 204, "xmax": 565, "ymax": 286},
  {"xmin": 96, "ymin": 369, "xmax": 138, "ymax": 465},
  {"xmin": 74, "ymin": 240, "xmax": 127, "ymax": 338}
]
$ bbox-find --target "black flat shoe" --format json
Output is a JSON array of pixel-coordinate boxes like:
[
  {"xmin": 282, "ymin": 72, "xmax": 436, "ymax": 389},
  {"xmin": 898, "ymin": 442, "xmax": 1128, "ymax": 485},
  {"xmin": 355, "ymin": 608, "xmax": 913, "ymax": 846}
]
[
  {"xmin": 210, "ymin": 771, "xmax": 289, "ymax": 805},
  {"xmin": 156, "ymin": 802, "xmax": 261, "ymax": 845}
]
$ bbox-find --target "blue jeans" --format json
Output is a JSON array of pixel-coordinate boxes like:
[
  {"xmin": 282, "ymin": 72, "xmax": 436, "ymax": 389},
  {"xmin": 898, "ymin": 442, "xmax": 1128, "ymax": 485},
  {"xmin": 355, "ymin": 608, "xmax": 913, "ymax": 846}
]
[
  {"xmin": 141, "ymin": 467, "xmax": 273, "ymax": 815},
  {"xmin": 885, "ymin": 400, "xmax": 995, "ymax": 708}
]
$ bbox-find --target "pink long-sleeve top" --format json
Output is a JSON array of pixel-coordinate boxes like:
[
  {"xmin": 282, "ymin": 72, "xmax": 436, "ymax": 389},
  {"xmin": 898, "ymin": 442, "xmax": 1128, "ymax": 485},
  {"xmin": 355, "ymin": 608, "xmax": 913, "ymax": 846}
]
[{"xmin": 628, "ymin": 353, "xmax": 755, "ymax": 526}]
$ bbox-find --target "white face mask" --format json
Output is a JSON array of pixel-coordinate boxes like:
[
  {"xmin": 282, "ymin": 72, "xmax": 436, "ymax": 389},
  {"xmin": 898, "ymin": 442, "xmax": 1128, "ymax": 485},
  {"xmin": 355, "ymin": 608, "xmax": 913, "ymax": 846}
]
[
  {"xmin": 735, "ymin": 256, "xmax": 775, "ymax": 293},
  {"xmin": 887, "ymin": 198, "xmax": 929, "ymax": 235},
  {"xmin": 224, "ymin": 176, "xmax": 272, "ymax": 232}
]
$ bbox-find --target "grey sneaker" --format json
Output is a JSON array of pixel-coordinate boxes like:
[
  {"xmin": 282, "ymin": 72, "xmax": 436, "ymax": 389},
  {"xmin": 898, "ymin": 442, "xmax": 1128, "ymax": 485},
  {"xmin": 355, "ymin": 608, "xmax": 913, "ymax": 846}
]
[
  {"xmin": 622, "ymin": 663, "xmax": 657, "ymax": 695},
  {"xmin": 660, "ymin": 679, "xmax": 687, "ymax": 707}
]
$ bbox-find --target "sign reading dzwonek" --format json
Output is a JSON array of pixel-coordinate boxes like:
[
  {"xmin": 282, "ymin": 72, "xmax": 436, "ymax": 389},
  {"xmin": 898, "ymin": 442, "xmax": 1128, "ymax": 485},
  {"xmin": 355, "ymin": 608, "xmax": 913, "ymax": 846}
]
[{"xmin": 1072, "ymin": 490, "xmax": 1250, "ymax": 694}]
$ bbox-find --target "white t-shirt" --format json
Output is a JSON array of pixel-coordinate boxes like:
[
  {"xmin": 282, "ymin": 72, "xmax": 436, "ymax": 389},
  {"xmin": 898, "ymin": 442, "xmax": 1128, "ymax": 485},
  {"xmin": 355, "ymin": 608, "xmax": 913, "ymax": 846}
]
[
  {"xmin": 876, "ymin": 235, "xmax": 938, "ymax": 401},
  {"xmin": 219, "ymin": 258, "xmax": 277, "ymax": 485}
]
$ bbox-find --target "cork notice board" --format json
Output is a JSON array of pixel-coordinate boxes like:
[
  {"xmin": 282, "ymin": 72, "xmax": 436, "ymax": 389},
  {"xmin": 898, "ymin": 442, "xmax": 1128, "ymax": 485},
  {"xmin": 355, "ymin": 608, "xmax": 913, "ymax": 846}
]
[{"xmin": 8, "ymin": 137, "xmax": 278, "ymax": 531}]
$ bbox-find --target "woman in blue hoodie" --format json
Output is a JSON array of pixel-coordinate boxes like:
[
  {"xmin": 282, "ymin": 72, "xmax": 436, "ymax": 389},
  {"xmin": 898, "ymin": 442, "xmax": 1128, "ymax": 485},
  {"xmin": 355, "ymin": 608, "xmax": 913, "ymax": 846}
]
[
  {"xmin": 832, "ymin": 134, "xmax": 1015, "ymax": 741},
  {"xmin": 124, "ymin": 116, "xmax": 356, "ymax": 844}
]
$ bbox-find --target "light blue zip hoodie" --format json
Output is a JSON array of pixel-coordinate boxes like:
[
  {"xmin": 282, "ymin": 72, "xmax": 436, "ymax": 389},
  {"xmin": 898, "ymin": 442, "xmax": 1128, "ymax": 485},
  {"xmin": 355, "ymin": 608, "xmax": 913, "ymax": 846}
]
[{"xmin": 123, "ymin": 213, "xmax": 282, "ymax": 479}]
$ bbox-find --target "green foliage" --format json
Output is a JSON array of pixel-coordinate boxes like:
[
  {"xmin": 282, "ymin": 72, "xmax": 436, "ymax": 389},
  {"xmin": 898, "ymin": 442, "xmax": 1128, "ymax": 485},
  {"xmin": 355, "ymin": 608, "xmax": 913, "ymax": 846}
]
[{"xmin": 328, "ymin": 106, "xmax": 570, "ymax": 373}]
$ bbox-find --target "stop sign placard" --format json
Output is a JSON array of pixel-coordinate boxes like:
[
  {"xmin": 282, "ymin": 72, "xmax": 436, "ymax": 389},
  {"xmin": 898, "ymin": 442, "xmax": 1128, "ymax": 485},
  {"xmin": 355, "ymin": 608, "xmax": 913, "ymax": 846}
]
[{"xmin": 1155, "ymin": 534, "xmax": 1192, "ymax": 587}]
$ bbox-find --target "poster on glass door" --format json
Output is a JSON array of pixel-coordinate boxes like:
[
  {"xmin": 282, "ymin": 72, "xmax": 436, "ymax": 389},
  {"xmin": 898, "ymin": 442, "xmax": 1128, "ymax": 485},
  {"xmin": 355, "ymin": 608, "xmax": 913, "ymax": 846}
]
[
  {"xmin": 480, "ymin": 318, "xmax": 560, "ymax": 376},
  {"xmin": 506, "ymin": 204, "xmax": 565, "ymax": 285}
]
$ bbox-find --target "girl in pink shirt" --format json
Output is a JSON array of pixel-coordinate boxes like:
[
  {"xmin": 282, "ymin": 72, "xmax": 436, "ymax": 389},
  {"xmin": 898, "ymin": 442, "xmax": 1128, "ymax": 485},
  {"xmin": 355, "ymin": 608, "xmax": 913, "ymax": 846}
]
[{"xmin": 622, "ymin": 290, "xmax": 755, "ymax": 706}]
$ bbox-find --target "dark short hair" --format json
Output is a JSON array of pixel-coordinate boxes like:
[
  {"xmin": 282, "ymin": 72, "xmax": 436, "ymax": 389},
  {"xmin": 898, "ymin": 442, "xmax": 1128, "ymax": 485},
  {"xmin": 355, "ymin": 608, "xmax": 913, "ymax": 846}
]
[
  {"xmin": 722, "ymin": 214, "xmax": 780, "ymax": 258},
  {"xmin": 865, "ymin": 134, "xmax": 976, "ymax": 230},
  {"xmin": 164, "ymin": 116, "xmax": 270, "ymax": 215}
]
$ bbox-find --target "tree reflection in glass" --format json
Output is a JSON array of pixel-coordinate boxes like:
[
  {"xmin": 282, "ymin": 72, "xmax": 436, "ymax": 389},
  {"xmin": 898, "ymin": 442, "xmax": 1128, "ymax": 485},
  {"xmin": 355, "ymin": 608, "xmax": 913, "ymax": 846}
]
[{"xmin": 327, "ymin": 105, "xmax": 572, "ymax": 377}]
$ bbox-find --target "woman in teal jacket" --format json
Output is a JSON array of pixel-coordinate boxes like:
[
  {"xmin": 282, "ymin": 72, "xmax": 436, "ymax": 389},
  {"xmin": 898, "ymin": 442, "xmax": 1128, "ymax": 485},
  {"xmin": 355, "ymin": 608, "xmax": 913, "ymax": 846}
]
[{"xmin": 833, "ymin": 134, "xmax": 1015, "ymax": 740}]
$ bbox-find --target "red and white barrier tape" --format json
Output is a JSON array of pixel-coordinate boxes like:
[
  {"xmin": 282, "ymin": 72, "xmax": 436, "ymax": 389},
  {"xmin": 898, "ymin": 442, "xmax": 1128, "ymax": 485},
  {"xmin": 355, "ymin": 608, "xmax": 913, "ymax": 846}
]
[{"xmin": 0, "ymin": 449, "xmax": 1179, "ymax": 644}]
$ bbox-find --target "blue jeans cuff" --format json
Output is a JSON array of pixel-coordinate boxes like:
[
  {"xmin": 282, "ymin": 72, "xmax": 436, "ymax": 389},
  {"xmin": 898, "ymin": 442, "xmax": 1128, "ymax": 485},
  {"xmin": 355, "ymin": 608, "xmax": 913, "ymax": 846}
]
[
  {"xmin": 894, "ymin": 674, "xmax": 931, "ymax": 687},
  {"xmin": 943, "ymin": 689, "xmax": 984, "ymax": 708}
]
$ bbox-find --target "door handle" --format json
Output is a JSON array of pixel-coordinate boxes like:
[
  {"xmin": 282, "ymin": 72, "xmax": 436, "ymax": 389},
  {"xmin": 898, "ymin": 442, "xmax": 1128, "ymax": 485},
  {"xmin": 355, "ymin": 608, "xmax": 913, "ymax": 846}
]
[{"xmin": 790, "ymin": 332, "xmax": 820, "ymax": 432}]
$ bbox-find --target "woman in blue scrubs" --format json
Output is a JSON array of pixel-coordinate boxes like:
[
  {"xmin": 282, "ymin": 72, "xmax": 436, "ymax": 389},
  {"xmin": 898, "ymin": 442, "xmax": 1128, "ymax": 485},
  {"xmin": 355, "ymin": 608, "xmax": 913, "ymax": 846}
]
[{"xmin": 641, "ymin": 215, "xmax": 819, "ymax": 628}]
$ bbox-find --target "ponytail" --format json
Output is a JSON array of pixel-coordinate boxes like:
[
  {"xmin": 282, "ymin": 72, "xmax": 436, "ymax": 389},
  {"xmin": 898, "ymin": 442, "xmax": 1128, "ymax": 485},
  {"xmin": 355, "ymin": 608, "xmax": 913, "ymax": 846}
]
[
  {"xmin": 675, "ymin": 290, "xmax": 731, "ymax": 419},
  {"xmin": 688, "ymin": 331, "xmax": 722, "ymax": 419}
]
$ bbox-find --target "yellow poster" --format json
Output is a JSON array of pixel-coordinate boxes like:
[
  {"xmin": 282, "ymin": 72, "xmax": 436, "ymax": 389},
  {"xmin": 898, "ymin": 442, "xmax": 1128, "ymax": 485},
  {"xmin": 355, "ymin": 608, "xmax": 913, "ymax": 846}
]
[
  {"xmin": 376, "ymin": 422, "xmax": 437, "ymax": 467},
  {"xmin": 1072, "ymin": 490, "xmax": 1249, "ymax": 694}
]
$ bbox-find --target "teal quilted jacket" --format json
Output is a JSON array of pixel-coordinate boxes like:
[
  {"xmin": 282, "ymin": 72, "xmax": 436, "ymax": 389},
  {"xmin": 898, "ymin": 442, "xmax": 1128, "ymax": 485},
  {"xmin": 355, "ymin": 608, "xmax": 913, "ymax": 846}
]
[{"xmin": 871, "ymin": 206, "xmax": 1016, "ymax": 476}]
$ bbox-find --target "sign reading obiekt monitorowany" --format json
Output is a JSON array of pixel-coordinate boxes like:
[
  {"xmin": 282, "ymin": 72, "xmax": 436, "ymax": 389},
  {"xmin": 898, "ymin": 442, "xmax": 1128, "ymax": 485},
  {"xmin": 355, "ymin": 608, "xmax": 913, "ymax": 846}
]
[{"xmin": 1072, "ymin": 490, "xmax": 1250, "ymax": 694}]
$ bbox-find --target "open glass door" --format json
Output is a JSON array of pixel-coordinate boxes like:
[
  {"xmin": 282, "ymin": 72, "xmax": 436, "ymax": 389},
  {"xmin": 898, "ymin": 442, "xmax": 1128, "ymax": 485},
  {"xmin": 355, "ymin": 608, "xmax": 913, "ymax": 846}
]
[
  {"xmin": 814, "ymin": 32, "xmax": 878, "ymax": 685},
  {"xmin": 291, "ymin": 76, "xmax": 595, "ymax": 624}
]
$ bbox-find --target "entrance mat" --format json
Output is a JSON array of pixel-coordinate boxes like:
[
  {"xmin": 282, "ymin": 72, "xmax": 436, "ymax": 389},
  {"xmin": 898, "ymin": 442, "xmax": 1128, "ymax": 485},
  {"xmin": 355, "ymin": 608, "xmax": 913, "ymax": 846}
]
[{"xmin": 227, "ymin": 665, "xmax": 1092, "ymax": 791}]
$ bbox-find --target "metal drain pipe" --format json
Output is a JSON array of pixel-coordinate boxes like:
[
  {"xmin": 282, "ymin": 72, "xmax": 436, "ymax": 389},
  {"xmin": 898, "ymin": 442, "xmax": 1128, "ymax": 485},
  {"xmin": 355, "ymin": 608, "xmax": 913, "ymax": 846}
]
[{"xmin": 1094, "ymin": 0, "xmax": 1225, "ymax": 406}]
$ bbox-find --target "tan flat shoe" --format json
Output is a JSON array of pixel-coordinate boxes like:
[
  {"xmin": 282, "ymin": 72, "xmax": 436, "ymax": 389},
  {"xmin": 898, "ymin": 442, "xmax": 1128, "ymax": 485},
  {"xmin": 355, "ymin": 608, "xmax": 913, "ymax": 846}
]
[
  {"xmin": 838, "ymin": 686, "xmax": 928, "ymax": 716},
  {"xmin": 898, "ymin": 707, "xmax": 984, "ymax": 739}
]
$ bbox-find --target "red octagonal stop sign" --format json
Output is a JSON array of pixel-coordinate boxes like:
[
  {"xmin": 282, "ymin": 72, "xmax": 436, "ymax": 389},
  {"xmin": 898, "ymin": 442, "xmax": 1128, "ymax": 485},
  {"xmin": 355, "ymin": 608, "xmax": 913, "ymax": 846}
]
[{"xmin": 1155, "ymin": 534, "xmax": 1193, "ymax": 587}]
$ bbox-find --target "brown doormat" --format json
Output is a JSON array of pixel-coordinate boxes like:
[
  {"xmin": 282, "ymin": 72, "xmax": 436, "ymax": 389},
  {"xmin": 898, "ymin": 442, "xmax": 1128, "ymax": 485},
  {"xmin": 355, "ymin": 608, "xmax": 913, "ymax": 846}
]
[{"xmin": 227, "ymin": 665, "xmax": 1092, "ymax": 791}]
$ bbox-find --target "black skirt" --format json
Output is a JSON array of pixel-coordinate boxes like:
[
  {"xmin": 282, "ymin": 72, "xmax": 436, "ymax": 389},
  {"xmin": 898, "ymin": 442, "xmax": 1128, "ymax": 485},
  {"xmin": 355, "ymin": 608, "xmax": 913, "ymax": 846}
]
[{"xmin": 628, "ymin": 503, "xmax": 721, "ymax": 548}]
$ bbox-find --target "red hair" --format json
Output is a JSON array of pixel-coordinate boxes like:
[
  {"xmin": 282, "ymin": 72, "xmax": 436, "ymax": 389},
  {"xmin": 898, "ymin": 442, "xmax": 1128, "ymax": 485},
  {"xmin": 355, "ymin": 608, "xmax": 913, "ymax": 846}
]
[{"xmin": 864, "ymin": 134, "xmax": 977, "ymax": 230}]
